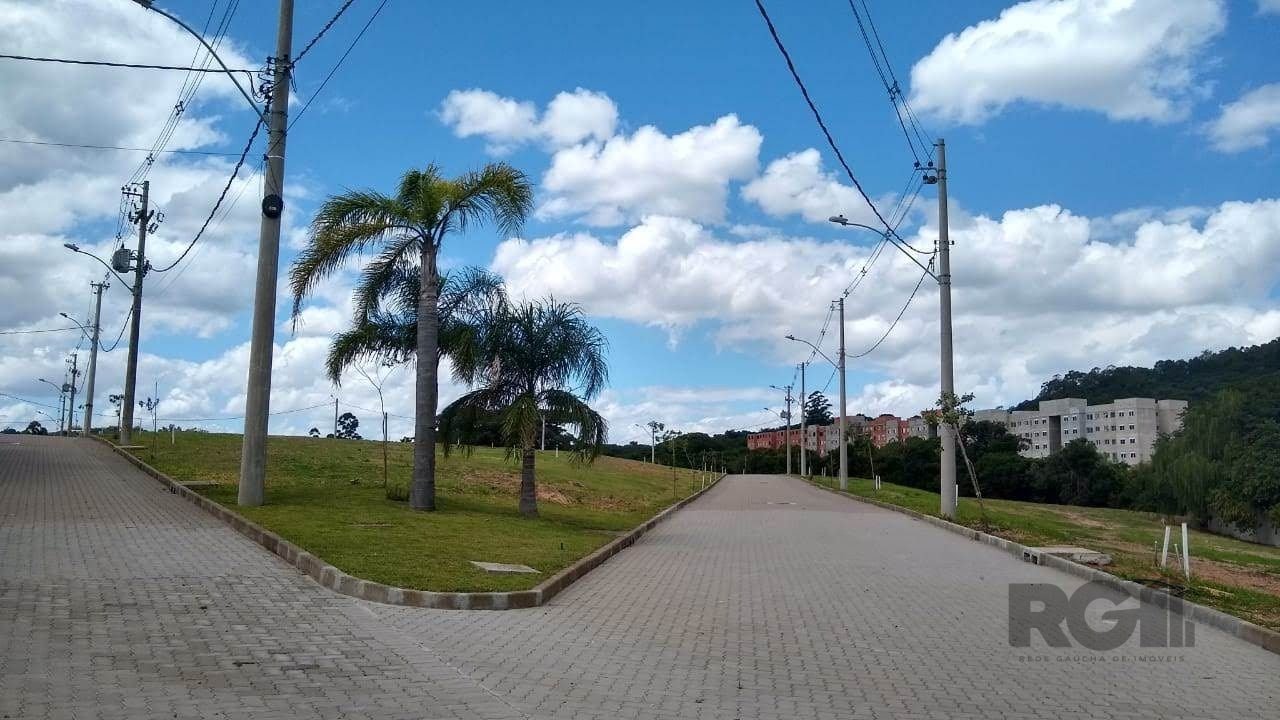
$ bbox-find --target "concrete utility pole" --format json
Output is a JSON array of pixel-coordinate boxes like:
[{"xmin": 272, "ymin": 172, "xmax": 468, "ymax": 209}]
[
  {"xmin": 81, "ymin": 281, "xmax": 107, "ymax": 436},
  {"xmin": 332, "ymin": 397, "xmax": 339, "ymax": 437},
  {"xmin": 936, "ymin": 138, "xmax": 957, "ymax": 519},
  {"xmin": 798, "ymin": 362, "xmax": 807, "ymax": 477},
  {"xmin": 771, "ymin": 383, "xmax": 794, "ymax": 475},
  {"xmin": 120, "ymin": 180, "xmax": 151, "ymax": 445},
  {"xmin": 838, "ymin": 297, "xmax": 849, "ymax": 491},
  {"xmin": 239, "ymin": 0, "xmax": 295, "ymax": 506},
  {"xmin": 67, "ymin": 353, "xmax": 79, "ymax": 433}
]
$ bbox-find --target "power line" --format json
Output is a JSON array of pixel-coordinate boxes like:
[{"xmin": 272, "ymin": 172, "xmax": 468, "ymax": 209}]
[
  {"xmin": 0, "ymin": 392, "xmax": 60, "ymax": 410},
  {"xmin": 156, "ymin": 401, "xmax": 333, "ymax": 423},
  {"xmin": 844, "ymin": 0, "xmax": 933, "ymax": 163},
  {"xmin": 153, "ymin": 160, "xmax": 262, "ymax": 298},
  {"xmin": 0, "ymin": 138, "xmax": 241, "ymax": 156},
  {"xmin": 289, "ymin": 0, "xmax": 391, "ymax": 131},
  {"xmin": 293, "ymin": 0, "xmax": 358, "ymax": 66},
  {"xmin": 99, "ymin": 305, "xmax": 133, "ymax": 353},
  {"xmin": 753, "ymin": 0, "xmax": 899, "ymax": 239},
  {"xmin": 0, "ymin": 53, "xmax": 254, "ymax": 74},
  {"xmin": 150, "ymin": 115, "xmax": 264, "ymax": 274},
  {"xmin": 126, "ymin": 0, "xmax": 243, "ymax": 187},
  {"xmin": 0, "ymin": 326, "xmax": 78, "ymax": 336},
  {"xmin": 848, "ymin": 258, "xmax": 934, "ymax": 360}
]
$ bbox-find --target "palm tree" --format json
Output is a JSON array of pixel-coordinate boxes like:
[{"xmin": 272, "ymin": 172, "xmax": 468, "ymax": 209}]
[
  {"xmin": 440, "ymin": 299, "xmax": 609, "ymax": 517},
  {"xmin": 323, "ymin": 266, "xmax": 506, "ymax": 382},
  {"xmin": 289, "ymin": 164, "xmax": 533, "ymax": 511}
]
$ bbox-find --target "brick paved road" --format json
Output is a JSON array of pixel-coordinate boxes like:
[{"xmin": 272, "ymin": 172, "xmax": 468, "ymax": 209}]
[
  {"xmin": 373, "ymin": 474, "xmax": 1280, "ymax": 720},
  {"xmin": 0, "ymin": 436, "xmax": 525, "ymax": 720},
  {"xmin": 2, "ymin": 437, "xmax": 1278, "ymax": 719}
]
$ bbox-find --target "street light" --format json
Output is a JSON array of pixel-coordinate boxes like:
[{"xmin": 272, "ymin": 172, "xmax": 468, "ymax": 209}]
[
  {"xmin": 63, "ymin": 244, "xmax": 134, "ymax": 289},
  {"xmin": 37, "ymin": 378, "xmax": 66, "ymax": 434},
  {"xmin": 829, "ymin": 136, "xmax": 955, "ymax": 517},
  {"xmin": 786, "ymin": 333, "xmax": 847, "ymax": 489}
]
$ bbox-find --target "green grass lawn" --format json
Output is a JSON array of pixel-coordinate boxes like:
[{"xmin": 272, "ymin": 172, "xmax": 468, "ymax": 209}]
[
  {"xmin": 810, "ymin": 476, "xmax": 1280, "ymax": 631},
  {"xmin": 129, "ymin": 431, "xmax": 704, "ymax": 592}
]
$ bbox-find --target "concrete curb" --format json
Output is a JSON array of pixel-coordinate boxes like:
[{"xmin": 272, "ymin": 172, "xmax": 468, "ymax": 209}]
[
  {"xmin": 805, "ymin": 477, "xmax": 1280, "ymax": 657},
  {"xmin": 91, "ymin": 436, "xmax": 723, "ymax": 610}
]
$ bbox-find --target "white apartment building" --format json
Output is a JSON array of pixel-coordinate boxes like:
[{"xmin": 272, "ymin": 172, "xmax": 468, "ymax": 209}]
[{"xmin": 975, "ymin": 397, "xmax": 1187, "ymax": 465}]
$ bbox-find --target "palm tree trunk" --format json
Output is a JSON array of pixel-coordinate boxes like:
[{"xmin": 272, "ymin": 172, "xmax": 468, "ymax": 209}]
[
  {"xmin": 411, "ymin": 243, "xmax": 440, "ymax": 511},
  {"xmin": 519, "ymin": 445, "xmax": 538, "ymax": 518}
]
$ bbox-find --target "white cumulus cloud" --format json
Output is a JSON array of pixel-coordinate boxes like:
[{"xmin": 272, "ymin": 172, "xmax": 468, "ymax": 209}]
[
  {"xmin": 491, "ymin": 198, "xmax": 1280, "ymax": 417},
  {"xmin": 437, "ymin": 87, "xmax": 617, "ymax": 153},
  {"xmin": 909, "ymin": 0, "xmax": 1226, "ymax": 124},
  {"xmin": 742, "ymin": 149, "xmax": 889, "ymax": 226},
  {"xmin": 539, "ymin": 116, "xmax": 762, "ymax": 226},
  {"xmin": 1207, "ymin": 83, "xmax": 1280, "ymax": 153}
]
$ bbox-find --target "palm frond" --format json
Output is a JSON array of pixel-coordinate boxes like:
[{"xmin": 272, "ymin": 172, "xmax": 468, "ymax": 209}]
[
  {"xmin": 289, "ymin": 189, "xmax": 417, "ymax": 323},
  {"xmin": 325, "ymin": 313, "xmax": 415, "ymax": 383},
  {"xmin": 351, "ymin": 238, "xmax": 420, "ymax": 322},
  {"xmin": 540, "ymin": 388, "xmax": 608, "ymax": 463},
  {"xmin": 438, "ymin": 388, "xmax": 502, "ymax": 458},
  {"xmin": 438, "ymin": 162, "xmax": 534, "ymax": 240}
]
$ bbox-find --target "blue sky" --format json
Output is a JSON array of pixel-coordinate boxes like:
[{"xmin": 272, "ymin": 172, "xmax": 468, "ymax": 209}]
[{"xmin": 2, "ymin": 0, "xmax": 1279, "ymax": 441}]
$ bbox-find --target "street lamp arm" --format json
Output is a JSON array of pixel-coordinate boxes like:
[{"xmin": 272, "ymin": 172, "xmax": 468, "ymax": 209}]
[
  {"xmin": 63, "ymin": 245, "xmax": 134, "ymax": 290},
  {"xmin": 784, "ymin": 335, "xmax": 838, "ymax": 369},
  {"xmin": 130, "ymin": 1, "xmax": 266, "ymax": 124},
  {"xmin": 58, "ymin": 313, "xmax": 94, "ymax": 342},
  {"xmin": 829, "ymin": 215, "xmax": 938, "ymax": 282}
]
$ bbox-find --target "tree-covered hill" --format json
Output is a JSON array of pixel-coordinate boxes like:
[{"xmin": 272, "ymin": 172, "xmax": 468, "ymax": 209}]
[{"xmin": 1014, "ymin": 336, "xmax": 1280, "ymax": 410}]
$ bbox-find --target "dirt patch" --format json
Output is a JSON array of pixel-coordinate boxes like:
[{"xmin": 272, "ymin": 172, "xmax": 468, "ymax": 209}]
[
  {"xmin": 1097, "ymin": 538, "xmax": 1280, "ymax": 599},
  {"xmin": 1191, "ymin": 560, "xmax": 1280, "ymax": 597},
  {"xmin": 1056, "ymin": 510, "xmax": 1110, "ymax": 529},
  {"xmin": 464, "ymin": 470, "xmax": 575, "ymax": 506},
  {"xmin": 584, "ymin": 496, "xmax": 636, "ymax": 512}
]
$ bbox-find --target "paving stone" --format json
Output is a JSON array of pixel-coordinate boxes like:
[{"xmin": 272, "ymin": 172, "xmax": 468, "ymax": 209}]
[
  {"xmin": 0, "ymin": 437, "xmax": 529, "ymax": 720},
  {"xmin": 372, "ymin": 474, "xmax": 1280, "ymax": 720},
  {"xmin": 3, "ymin": 438, "xmax": 1278, "ymax": 719}
]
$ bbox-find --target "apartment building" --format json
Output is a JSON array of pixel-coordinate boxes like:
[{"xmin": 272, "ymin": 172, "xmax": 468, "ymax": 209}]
[
  {"xmin": 749, "ymin": 414, "xmax": 875, "ymax": 453},
  {"xmin": 976, "ymin": 397, "xmax": 1187, "ymax": 465},
  {"xmin": 745, "ymin": 427, "xmax": 802, "ymax": 451},
  {"xmin": 905, "ymin": 415, "xmax": 936, "ymax": 440}
]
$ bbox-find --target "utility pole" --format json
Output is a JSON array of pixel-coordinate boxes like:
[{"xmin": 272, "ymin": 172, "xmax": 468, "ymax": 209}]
[
  {"xmin": 798, "ymin": 362, "xmax": 807, "ymax": 477},
  {"xmin": 238, "ymin": 0, "xmax": 295, "ymax": 507},
  {"xmin": 541, "ymin": 415, "xmax": 546, "ymax": 451},
  {"xmin": 57, "ymin": 384, "xmax": 66, "ymax": 434},
  {"xmin": 120, "ymin": 180, "xmax": 151, "ymax": 445},
  {"xmin": 838, "ymin": 297, "xmax": 849, "ymax": 490},
  {"xmin": 936, "ymin": 138, "xmax": 957, "ymax": 519},
  {"xmin": 67, "ymin": 353, "xmax": 79, "ymax": 433},
  {"xmin": 333, "ymin": 397, "xmax": 339, "ymax": 437},
  {"xmin": 775, "ymin": 385, "xmax": 793, "ymax": 476},
  {"xmin": 82, "ymin": 281, "xmax": 107, "ymax": 437}
]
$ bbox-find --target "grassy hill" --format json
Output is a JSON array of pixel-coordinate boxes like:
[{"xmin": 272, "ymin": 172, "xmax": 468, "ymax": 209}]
[
  {"xmin": 130, "ymin": 431, "xmax": 702, "ymax": 592},
  {"xmin": 1014, "ymin": 336, "xmax": 1280, "ymax": 409}
]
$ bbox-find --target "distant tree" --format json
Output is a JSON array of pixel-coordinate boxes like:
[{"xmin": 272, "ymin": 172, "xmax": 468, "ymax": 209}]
[
  {"xmin": 1031, "ymin": 439, "xmax": 1123, "ymax": 507},
  {"xmin": 308, "ymin": 427, "xmax": 321, "ymax": 438},
  {"xmin": 336, "ymin": 412, "xmax": 361, "ymax": 440},
  {"xmin": 24, "ymin": 420, "xmax": 46, "ymax": 435},
  {"xmin": 1015, "ymin": 336, "xmax": 1280, "ymax": 409},
  {"xmin": 803, "ymin": 391, "xmax": 833, "ymax": 426},
  {"xmin": 1, "ymin": 427, "xmax": 15, "ymax": 434}
]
